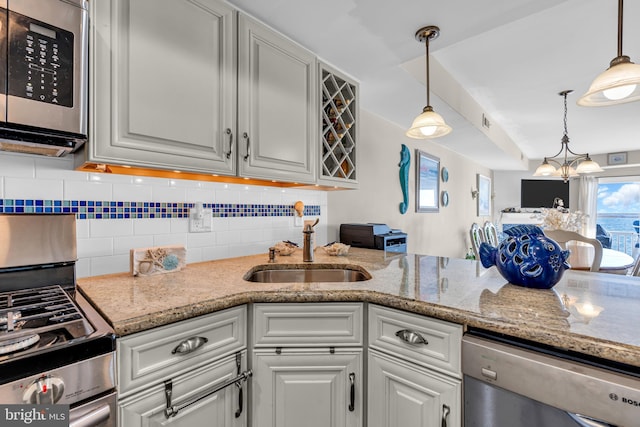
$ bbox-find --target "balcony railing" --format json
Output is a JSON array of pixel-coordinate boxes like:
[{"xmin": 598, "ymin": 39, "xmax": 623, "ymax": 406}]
[{"xmin": 607, "ymin": 231, "xmax": 638, "ymax": 256}]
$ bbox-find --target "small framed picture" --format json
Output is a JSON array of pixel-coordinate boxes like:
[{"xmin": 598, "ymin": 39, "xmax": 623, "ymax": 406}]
[{"xmin": 607, "ymin": 152, "xmax": 627, "ymax": 165}]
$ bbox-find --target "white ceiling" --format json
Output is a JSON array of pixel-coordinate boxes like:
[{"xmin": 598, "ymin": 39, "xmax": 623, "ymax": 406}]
[{"xmin": 227, "ymin": 0, "xmax": 640, "ymax": 171}]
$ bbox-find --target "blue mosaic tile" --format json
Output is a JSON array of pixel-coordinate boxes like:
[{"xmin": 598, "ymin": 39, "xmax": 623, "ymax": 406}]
[{"xmin": 0, "ymin": 199, "xmax": 321, "ymax": 220}]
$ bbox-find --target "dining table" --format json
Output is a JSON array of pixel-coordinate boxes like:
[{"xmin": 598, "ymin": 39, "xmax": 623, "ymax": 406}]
[{"xmin": 566, "ymin": 242, "xmax": 635, "ymax": 274}]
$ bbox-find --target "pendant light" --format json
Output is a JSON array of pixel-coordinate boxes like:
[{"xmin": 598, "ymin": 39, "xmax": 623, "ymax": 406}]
[
  {"xmin": 406, "ymin": 26, "xmax": 452, "ymax": 139},
  {"xmin": 578, "ymin": 0, "xmax": 640, "ymax": 106},
  {"xmin": 534, "ymin": 90, "xmax": 603, "ymax": 182}
]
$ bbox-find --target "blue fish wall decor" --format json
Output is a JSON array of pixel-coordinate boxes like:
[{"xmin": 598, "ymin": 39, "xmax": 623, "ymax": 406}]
[{"xmin": 399, "ymin": 144, "xmax": 410, "ymax": 214}]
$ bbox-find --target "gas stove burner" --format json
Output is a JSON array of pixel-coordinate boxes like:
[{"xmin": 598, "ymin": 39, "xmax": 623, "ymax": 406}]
[
  {"xmin": 0, "ymin": 311, "xmax": 25, "ymax": 331},
  {"xmin": 0, "ymin": 334, "xmax": 40, "ymax": 355}
]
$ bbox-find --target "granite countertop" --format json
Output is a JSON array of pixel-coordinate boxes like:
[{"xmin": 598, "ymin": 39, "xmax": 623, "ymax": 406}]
[{"xmin": 77, "ymin": 247, "xmax": 640, "ymax": 368}]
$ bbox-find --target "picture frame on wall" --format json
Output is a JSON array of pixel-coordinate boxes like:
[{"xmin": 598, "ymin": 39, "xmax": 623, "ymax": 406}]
[
  {"xmin": 477, "ymin": 174, "xmax": 491, "ymax": 216},
  {"xmin": 607, "ymin": 152, "xmax": 627, "ymax": 165},
  {"xmin": 416, "ymin": 150, "xmax": 440, "ymax": 213}
]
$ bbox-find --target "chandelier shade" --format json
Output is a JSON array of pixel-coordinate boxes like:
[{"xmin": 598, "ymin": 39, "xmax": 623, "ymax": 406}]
[
  {"xmin": 406, "ymin": 26, "xmax": 452, "ymax": 139},
  {"xmin": 578, "ymin": 0, "xmax": 640, "ymax": 106},
  {"xmin": 534, "ymin": 90, "xmax": 603, "ymax": 183}
]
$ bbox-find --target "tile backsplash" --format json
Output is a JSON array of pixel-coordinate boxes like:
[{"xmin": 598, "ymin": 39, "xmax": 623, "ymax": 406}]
[{"xmin": 0, "ymin": 152, "xmax": 327, "ymax": 278}]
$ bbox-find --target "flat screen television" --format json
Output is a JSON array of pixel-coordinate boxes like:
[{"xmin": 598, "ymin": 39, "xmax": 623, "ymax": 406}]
[{"xmin": 520, "ymin": 179, "xmax": 570, "ymax": 209}]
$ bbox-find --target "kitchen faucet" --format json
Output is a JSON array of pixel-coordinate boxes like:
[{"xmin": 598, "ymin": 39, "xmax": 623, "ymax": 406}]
[{"xmin": 303, "ymin": 218, "xmax": 319, "ymax": 262}]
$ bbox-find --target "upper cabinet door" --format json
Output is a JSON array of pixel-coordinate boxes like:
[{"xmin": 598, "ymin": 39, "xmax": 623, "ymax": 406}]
[
  {"xmin": 237, "ymin": 14, "xmax": 317, "ymax": 184},
  {"xmin": 90, "ymin": 0, "xmax": 236, "ymax": 174}
]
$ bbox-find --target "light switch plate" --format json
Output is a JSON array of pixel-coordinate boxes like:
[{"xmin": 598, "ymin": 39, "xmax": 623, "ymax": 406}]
[{"xmin": 294, "ymin": 215, "xmax": 304, "ymax": 227}]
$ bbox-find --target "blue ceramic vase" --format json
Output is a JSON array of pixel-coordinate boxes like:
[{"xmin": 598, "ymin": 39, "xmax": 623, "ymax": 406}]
[{"xmin": 479, "ymin": 225, "xmax": 570, "ymax": 289}]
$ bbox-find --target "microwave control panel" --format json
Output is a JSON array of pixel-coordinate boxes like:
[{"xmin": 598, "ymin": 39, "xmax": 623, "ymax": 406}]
[{"xmin": 7, "ymin": 11, "xmax": 74, "ymax": 107}]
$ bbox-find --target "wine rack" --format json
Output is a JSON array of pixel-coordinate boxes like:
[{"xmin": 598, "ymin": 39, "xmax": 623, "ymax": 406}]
[{"xmin": 320, "ymin": 62, "xmax": 358, "ymax": 187}]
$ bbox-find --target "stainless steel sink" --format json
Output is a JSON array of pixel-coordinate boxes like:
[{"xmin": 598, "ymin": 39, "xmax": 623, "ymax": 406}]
[{"xmin": 244, "ymin": 266, "xmax": 371, "ymax": 283}]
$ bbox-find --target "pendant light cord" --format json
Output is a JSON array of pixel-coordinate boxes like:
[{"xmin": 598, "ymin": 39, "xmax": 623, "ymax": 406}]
[
  {"xmin": 617, "ymin": 0, "xmax": 624, "ymax": 57},
  {"xmin": 425, "ymin": 35, "xmax": 431, "ymax": 107},
  {"xmin": 563, "ymin": 91, "xmax": 568, "ymax": 138}
]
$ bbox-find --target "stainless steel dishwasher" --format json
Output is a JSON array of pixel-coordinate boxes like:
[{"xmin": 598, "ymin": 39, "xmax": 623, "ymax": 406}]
[{"xmin": 462, "ymin": 331, "xmax": 640, "ymax": 427}]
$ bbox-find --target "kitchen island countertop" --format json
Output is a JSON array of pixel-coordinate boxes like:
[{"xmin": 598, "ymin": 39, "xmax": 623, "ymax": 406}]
[{"xmin": 77, "ymin": 248, "xmax": 640, "ymax": 368}]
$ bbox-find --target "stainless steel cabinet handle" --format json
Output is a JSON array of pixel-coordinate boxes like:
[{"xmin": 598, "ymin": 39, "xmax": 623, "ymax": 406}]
[
  {"xmin": 243, "ymin": 132, "xmax": 250, "ymax": 161},
  {"xmin": 69, "ymin": 404, "xmax": 111, "ymax": 427},
  {"xmin": 395, "ymin": 329, "xmax": 428, "ymax": 345},
  {"xmin": 225, "ymin": 128, "xmax": 233, "ymax": 159},
  {"xmin": 567, "ymin": 412, "xmax": 615, "ymax": 427},
  {"xmin": 441, "ymin": 404, "xmax": 450, "ymax": 427},
  {"xmin": 348, "ymin": 372, "xmax": 355, "ymax": 412},
  {"xmin": 171, "ymin": 336, "xmax": 208, "ymax": 355}
]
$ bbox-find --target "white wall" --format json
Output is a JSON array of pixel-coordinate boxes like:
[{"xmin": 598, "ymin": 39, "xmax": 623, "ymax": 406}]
[
  {"xmin": 328, "ymin": 109, "xmax": 493, "ymax": 259},
  {"xmin": 0, "ymin": 152, "xmax": 327, "ymax": 278}
]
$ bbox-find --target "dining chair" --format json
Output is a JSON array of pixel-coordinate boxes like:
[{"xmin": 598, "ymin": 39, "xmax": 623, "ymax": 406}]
[
  {"xmin": 544, "ymin": 229, "xmax": 603, "ymax": 272},
  {"xmin": 483, "ymin": 221, "xmax": 499, "ymax": 247},
  {"xmin": 629, "ymin": 256, "xmax": 640, "ymax": 276},
  {"xmin": 470, "ymin": 223, "xmax": 486, "ymax": 260}
]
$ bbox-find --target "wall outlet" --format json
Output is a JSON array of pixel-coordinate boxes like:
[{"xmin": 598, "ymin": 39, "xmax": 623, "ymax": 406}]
[
  {"xmin": 294, "ymin": 215, "xmax": 304, "ymax": 227},
  {"xmin": 189, "ymin": 203, "xmax": 213, "ymax": 233}
]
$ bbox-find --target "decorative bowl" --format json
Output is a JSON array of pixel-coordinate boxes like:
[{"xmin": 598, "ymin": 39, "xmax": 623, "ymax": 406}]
[
  {"xmin": 322, "ymin": 243, "xmax": 350, "ymax": 256},
  {"xmin": 273, "ymin": 241, "xmax": 297, "ymax": 256}
]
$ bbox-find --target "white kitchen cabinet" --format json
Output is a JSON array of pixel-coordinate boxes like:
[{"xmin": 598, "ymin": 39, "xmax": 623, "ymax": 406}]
[
  {"xmin": 119, "ymin": 352, "xmax": 247, "ymax": 427},
  {"xmin": 252, "ymin": 350, "xmax": 361, "ymax": 427},
  {"xmin": 237, "ymin": 14, "xmax": 317, "ymax": 184},
  {"xmin": 251, "ymin": 303, "xmax": 363, "ymax": 427},
  {"xmin": 116, "ymin": 306, "xmax": 249, "ymax": 427},
  {"xmin": 368, "ymin": 304, "xmax": 462, "ymax": 427},
  {"xmin": 368, "ymin": 349, "xmax": 460, "ymax": 427},
  {"xmin": 85, "ymin": 0, "xmax": 319, "ymax": 185},
  {"xmin": 88, "ymin": 0, "xmax": 237, "ymax": 174}
]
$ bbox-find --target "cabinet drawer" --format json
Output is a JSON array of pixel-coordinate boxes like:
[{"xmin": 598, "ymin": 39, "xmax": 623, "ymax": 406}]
[
  {"xmin": 368, "ymin": 304, "xmax": 462, "ymax": 377},
  {"xmin": 117, "ymin": 305, "xmax": 246, "ymax": 397},
  {"xmin": 253, "ymin": 303, "xmax": 363, "ymax": 347}
]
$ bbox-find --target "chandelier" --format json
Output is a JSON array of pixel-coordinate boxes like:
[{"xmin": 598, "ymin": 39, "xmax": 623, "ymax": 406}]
[{"xmin": 534, "ymin": 90, "xmax": 603, "ymax": 182}]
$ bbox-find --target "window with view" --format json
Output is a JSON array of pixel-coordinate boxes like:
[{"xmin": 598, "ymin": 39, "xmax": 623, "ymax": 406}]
[{"xmin": 596, "ymin": 178, "xmax": 640, "ymax": 257}]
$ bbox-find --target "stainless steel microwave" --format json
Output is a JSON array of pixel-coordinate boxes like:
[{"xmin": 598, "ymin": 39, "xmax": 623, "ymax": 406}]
[{"xmin": 0, "ymin": 0, "xmax": 88, "ymax": 157}]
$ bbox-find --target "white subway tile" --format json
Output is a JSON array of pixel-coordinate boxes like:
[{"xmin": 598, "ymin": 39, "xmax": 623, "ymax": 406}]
[
  {"xmin": 201, "ymin": 246, "xmax": 229, "ymax": 261},
  {"xmin": 187, "ymin": 231, "xmax": 216, "ymax": 248},
  {"xmin": 170, "ymin": 218, "xmax": 189, "ymax": 233},
  {"xmin": 113, "ymin": 183, "xmax": 153, "ymax": 202},
  {"xmin": 76, "ymin": 219, "xmax": 90, "ymax": 239},
  {"xmin": 186, "ymin": 247, "xmax": 203, "ymax": 263},
  {"xmin": 75, "ymin": 258, "xmax": 91, "ymax": 278},
  {"xmin": 152, "ymin": 185, "xmax": 186, "ymax": 203},
  {"xmin": 114, "ymin": 235, "xmax": 155, "ymax": 255},
  {"xmin": 0, "ymin": 177, "xmax": 4, "ymax": 198},
  {"xmin": 77, "ymin": 237, "xmax": 113, "ymax": 258},
  {"xmin": 35, "ymin": 156, "xmax": 86, "ymax": 181},
  {"xmin": 153, "ymin": 233, "xmax": 187, "ymax": 247},
  {"xmin": 186, "ymin": 187, "xmax": 215, "ymax": 203},
  {"xmin": 134, "ymin": 218, "xmax": 171, "ymax": 235},
  {"xmin": 90, "ymin": 255, "xmax": 130, "ymax": 276},
  {"xmin": 214, "ymin": 187, "xmax": 239, "ymax": 204},
  {"xmin": 64, "ymin": 180, "xmax": 113, "ymax": 201},
  {"xmin": 228, "ymin": 244, "xmax": 264, "ymax": 258},
  {"xmin": 0, "ymin": 152, "xmax": 36, "ymax": 178},
  {"xmin": 89, "ymin": 219, "xmax": 134, "ymax": 237},
  {"xmin": 212, "ymin": 217, "xmax": 229, "ymax": 231}
]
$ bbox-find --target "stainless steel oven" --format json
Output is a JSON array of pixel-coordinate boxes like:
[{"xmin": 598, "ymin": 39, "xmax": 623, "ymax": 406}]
[
  {"xmin": 0, "ymin": 214, "xmax": 116, "ymax": 427},
  {"xmin": 0, "ymin": 0, "xmax": 88, "ymax": 156}
]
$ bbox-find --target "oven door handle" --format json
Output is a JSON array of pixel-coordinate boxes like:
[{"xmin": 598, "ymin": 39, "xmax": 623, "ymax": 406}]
[
  {"xmin": 69, "ymin": 404, "xmax": 111, "ymax": 427},
  {"xmin": 566, "ymin": 412, "xmax": 615, "ymax": 427}
]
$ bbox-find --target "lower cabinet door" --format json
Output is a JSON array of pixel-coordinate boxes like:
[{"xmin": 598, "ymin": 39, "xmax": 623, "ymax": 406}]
[
  {"xmin": 368, "ymin": 349, "xmax": 461, "ymax": 427},
  {"xmin": 252, "ymin": 349, "xmax": 362, "ymax": 427},
  {"xmin": 118, "ymin": 352, "xmax": 247, "ymax": 427}
]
